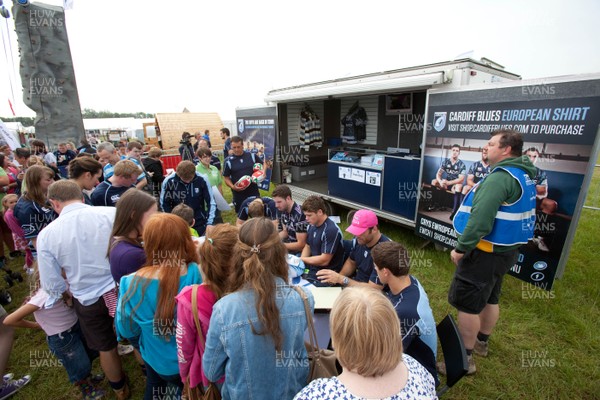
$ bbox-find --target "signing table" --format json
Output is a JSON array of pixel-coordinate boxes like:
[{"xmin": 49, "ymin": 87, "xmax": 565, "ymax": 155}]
[{"xmin": 296, "ymin": 279, "xmax": 342, "ymax": 348}]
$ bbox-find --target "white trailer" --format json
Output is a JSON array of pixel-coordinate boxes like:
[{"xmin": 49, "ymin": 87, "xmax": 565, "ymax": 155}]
[
  {"xmin": 237, "ymin": 58, "xmax": 600, "ymax": 289},
  {"xmin": 261, "ymin": 58, "xmax": 520, "ymax": 226}
]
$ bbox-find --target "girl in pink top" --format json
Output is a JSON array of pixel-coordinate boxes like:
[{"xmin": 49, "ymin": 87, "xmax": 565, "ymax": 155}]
[
  {"xmin": 2, "ymin": 194, "xmax": 34, "ymax": 271},
  {"xmin": 176, "ymin": 224, "xmax": 238, "ymax": 389},
  {"xmin": 3, "ymin": 272, "xmax": 105, "ymax": 399}
]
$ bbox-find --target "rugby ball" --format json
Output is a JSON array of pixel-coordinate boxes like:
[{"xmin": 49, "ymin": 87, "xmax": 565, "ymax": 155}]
[
  {"xmin": 251, "ymin": 170, "xmax": 265, "ymax": 184},
  {"xmin": 253, "ymin": 163, "xmax": 264, "ymax": 172},
  {"xmin": 234, "ymin": 175, "xmax": 252, "ymax": 190}
]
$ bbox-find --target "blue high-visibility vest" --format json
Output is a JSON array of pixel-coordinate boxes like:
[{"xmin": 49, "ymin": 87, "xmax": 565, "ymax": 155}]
[{"xmin": 453, "ymin": 166, "xmax": 536, "ymax": 249}]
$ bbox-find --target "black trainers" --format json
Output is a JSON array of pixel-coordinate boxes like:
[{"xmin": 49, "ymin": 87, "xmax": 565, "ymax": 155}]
[
  {"xmin": 0, "ymin": 374, "xmax": 31, "ymax": 400},
  {"xmin": 78, "ymin": 381, "xmax": 105, "ymax": 400},
  {"xmin": 8, "ymin": 271, "xmax": 23, "ymax": 283},
  {"xmin": 89, "ymin": 373, "xmax": 105, "ymax": 384},
  {"xmin": 3, "ymin": 275, "xmax": 13, "ymax": 287}
]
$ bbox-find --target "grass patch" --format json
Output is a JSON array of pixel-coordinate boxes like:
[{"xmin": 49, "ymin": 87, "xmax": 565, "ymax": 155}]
[{"xmin": 3, "ymin": 171, "xmax": 600, "ymax": 399}]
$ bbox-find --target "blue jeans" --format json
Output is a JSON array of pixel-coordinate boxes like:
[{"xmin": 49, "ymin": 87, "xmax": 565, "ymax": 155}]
[
  {"xmin": 144, "ymin": 362, "xmax": 183, "ymax": 400},
  {"xmin": 46, "ymin": 321, "xmax": 98, "ymax": 383}
]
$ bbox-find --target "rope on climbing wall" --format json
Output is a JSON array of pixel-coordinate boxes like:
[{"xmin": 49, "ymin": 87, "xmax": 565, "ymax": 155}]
[{"xmin": 1, "ymin": 18, "xmax": 16, "ymax": 110}]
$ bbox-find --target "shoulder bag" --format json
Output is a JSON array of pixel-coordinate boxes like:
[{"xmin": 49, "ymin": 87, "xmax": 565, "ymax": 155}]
[{"xmin": 292, "ymin": 286, "xmax": 339, "ymax": 382}]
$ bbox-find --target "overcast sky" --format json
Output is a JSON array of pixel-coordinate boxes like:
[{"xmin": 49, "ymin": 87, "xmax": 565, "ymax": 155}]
[{"xmin": 1, "ymin": 0, "xmax": 599, "ymax": 121}]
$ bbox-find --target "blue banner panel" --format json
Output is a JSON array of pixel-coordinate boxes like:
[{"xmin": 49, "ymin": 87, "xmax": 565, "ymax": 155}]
[
  {"xmin": 235, "ymin": 114, "xmax": 276, "ymax": 190},
  {"xmin": 327, "ymin": 163, "xmax": 381, "ymax": 209},
  {"xmin": 381, "ymin": 156, "xmax": 421, "ymax": 220}
]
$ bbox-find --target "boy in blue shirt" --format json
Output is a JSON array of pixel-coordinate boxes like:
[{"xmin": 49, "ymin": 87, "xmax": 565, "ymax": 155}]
[
  {"xmin": 372, "ymin": 241, "xmax": 438, "ymax": 386},
  {"xmin": 300, "ymin": 195, "xmax": 344, "ymax": 286}
]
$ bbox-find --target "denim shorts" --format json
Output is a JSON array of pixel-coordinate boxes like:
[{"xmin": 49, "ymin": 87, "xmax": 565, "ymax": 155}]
[{"xmin": 46, "ymin": 321, "xmax": 98, "ymax": 383}]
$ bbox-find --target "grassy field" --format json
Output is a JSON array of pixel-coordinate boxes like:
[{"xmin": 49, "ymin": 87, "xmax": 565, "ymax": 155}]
[{"xmin": 2, "ymin": 168, "xmax": 600, "ymax": 399}]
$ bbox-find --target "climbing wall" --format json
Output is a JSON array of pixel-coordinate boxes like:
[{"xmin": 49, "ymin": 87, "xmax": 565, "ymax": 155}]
[{"xmin": 12, "ymin": 2, "xmax": 84, "ymax": 148}]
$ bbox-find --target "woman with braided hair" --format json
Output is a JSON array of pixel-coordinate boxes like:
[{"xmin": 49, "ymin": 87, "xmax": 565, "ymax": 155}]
[{"xmin": 203, "ymin": 217, "xmax": 314, "ymax": 400}]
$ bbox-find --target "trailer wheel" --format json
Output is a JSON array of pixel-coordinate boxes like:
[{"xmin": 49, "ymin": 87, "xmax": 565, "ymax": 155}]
[
  {"xmin": 323, "ymin": 199, "xmax": 335, "ymax": 218},
  {"xmin": 347, "ymin": 209, "xmax": 357, "ymax": 225}
]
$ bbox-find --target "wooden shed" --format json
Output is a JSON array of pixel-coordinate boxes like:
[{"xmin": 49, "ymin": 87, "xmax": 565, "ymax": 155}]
[{"xmin": 155, "ymin": 112, "xmax": 225, "ymax": 151}]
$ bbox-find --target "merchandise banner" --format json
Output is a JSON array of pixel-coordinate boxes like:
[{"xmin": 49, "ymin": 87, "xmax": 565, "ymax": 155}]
[
  {"xmin": 235, "ymin": 108, "xmax": 277, "ymax": 191},
  {"xmin": 415, "ymin": 79, "xmax": 600, "ymax": 290}
]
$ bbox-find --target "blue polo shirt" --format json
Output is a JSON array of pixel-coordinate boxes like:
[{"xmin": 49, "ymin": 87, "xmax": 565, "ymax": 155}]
[
  {"xmin": 305, "ymin": 218, "xmax": 344, "ymax": 278},
  {"xmin": 439, "ymin": 158, "xmax": 466, "ymax": 181},
  {"xmin": 223, "ymin": 151, "xmax": 262, "ymax": 184},
  {"xmin": 223, "ymin": 137, "xmax": 231, "ymax": 159},
  {"xmin": 277, "ymin": 202, "xmax": 308, "ymax": 243},
  {"xmin": 14, "ymin": 198, "xmax": 56, "ymax": 240},
  {"xmin": 346, "ymin": 234, "xmax": 390, "ymax": 283},
  {"xmin": 91, "ymin": 181, "xmax": 134, "ymax": 207},
  {"xmin": 54, "ymin": 149, "xmax": 77, "ymax": 177},
  {"xmin": 237, "ymin": 196, "xmax": 277, "ymax": 221},
  {"xmin": 223, "ymin": 151, "xmax": 263, "ymax": 210},
  {"xmin": 14, "ymin": 198, "xmax": 57, "ymax": 259},
  {"xmin": 468, "ymin": 161, "xmax": 490, "ymax": 184},
  {"xmin": 103, "ymin": 156, "xmax": 146, "ymax": 183},
  {"xmin": 384, "ymin": 275, "xmax": 438, "ymax": 386}
]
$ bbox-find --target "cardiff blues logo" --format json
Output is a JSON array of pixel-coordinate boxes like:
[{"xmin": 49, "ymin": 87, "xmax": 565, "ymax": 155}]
[
  {"xmin": 433, "ymin": 112, "xmax": 447, "ymax": 132},
  {"xmin": 238, "ymin": 119, "xmax": 245, "ymax": 134},
  {"xmin": 533, "ymin": 261, "xmax": 547, "ymax": 271}
]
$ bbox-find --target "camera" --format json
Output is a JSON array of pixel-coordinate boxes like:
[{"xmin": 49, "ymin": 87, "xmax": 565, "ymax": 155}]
[{"xmin": 180, "ymin": 132, "xmax": 192, "ymax": 145}]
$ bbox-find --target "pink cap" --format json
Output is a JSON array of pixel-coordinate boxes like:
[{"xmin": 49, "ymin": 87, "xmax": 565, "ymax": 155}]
[{"xmin": 346, "ymin": 210, "xmax": 378, "ymax": 236}]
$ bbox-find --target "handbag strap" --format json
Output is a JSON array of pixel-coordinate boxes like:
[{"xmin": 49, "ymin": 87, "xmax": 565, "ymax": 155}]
[
  {"xmin": 191, "ymin": 284, "xmax": 206, "ymax": 350},
  {"xmin": 293, "ymin": 286, "xmax": 320, "ymax": 351}
]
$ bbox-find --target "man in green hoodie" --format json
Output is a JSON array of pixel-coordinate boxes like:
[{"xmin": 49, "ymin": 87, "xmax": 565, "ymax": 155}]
[{"xmin": 446, "ymin": 129, "xmax": 536, "ymax": 375}]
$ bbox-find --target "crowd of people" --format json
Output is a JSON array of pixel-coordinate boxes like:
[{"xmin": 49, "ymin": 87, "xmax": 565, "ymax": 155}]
[{"xmin": 0, "ymin": 128, "xmax": 536, "ymax": 400}]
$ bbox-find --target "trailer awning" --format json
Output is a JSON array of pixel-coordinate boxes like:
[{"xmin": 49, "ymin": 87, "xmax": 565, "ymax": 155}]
[{"xmin": 265, "ymin": 72, "xmax": 444, "ymax": 102}]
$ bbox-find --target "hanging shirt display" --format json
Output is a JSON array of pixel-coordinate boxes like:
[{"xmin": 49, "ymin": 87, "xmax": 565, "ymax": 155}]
[
  {"xmin": 298, "ymin": 104, "xmax": 322, "ymax": 147},
  {"xmin": 341, "ymin": 102, "xmax": 368, "ymax": 144}
]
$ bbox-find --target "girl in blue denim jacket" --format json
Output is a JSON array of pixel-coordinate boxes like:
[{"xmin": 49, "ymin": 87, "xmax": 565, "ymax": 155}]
[{"xmin": 203, "ymin": 217, "xmax": 315, "ymax": 400}]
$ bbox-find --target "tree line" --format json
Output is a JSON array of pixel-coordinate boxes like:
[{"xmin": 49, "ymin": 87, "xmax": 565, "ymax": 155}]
[{"xmin": 2, "ymin": 109, "xmax": 154, "ymax": 126}]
